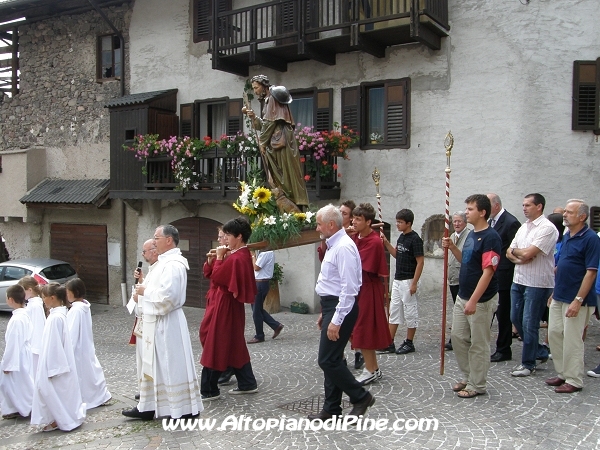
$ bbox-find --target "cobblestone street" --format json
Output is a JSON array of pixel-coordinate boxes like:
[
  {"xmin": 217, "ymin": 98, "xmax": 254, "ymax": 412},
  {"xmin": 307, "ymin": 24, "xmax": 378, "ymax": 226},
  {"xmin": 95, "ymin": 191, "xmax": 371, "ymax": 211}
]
[{"xmin": 1, "ymin": 295, "xmax": 600, "ymax": 449}]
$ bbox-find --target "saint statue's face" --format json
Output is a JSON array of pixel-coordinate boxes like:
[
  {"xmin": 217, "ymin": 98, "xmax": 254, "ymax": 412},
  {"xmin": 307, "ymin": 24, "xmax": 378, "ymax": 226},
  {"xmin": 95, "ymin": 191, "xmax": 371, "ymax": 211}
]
[{"xmin": 252, "ymin": 81, "xmax": 267, "ymax": 99}]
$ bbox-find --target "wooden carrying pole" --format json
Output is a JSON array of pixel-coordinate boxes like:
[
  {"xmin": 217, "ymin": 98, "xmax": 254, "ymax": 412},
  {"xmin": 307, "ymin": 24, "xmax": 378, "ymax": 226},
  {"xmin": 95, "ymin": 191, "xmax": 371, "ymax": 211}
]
[{"xmin": 440, "ymin": 132, "xmax": 454, "ymax": 376}]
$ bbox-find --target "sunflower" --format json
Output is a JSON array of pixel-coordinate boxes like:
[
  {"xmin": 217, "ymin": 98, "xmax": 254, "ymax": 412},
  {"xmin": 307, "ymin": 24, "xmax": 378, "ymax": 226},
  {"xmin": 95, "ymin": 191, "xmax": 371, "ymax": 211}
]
[{"xmin": 253, "ymin": 187, "xmax": 272, "ymax": 204}]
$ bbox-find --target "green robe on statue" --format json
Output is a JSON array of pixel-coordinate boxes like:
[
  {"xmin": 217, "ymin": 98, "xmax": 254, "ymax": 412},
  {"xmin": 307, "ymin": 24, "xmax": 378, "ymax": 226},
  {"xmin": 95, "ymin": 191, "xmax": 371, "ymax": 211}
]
[{"xmin": 253, "ymin": 93, "xmax": 309, "ymax": 207}]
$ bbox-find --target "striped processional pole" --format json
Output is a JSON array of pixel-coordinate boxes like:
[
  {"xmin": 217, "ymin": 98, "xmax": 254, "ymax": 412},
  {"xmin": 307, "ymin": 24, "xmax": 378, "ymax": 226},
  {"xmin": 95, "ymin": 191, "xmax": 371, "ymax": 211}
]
[
  {"xmin": 372, "ymin": 167, "xmax": 389, "ymax": 321},
  {"xmin": 440, "ymin": 131, "xmax": 454, "ymax": 376}
]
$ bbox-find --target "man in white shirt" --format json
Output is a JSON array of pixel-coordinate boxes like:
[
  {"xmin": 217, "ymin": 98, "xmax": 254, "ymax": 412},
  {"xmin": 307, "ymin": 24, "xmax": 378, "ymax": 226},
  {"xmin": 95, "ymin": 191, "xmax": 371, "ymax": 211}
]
[
  {"xmin": 506, "ymin": 193, "xmax": 558, "ymax": 377},
  {"xmin": 247, "ymin": 250, "xmax": 284, "ymax": 343},
  {"xmin": 310, "ymin": 204, "xmax": 374, "ymax": 423}
]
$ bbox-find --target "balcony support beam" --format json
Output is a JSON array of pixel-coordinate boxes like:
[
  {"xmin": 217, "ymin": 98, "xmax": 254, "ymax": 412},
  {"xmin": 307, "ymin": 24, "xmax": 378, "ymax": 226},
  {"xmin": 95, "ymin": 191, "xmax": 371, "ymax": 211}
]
[
  {"xmin": 350, "ymin": 24, "xmax": 385, "ymax": 59},
  {"xmin": 250, "ymin": 43, "xmax": 288, "ymax": 72}
]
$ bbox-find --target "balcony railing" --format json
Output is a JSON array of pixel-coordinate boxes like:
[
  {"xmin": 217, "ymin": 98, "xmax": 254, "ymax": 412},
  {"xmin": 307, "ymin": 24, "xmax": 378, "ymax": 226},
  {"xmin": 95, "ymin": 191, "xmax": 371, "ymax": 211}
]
[
  {"xmin": 143, "ymin": 149, "xmax": 341, "ymax": 200},
  {"xmin": 210, "ymin": 0, "xmax": 449, "ymax": 75}
]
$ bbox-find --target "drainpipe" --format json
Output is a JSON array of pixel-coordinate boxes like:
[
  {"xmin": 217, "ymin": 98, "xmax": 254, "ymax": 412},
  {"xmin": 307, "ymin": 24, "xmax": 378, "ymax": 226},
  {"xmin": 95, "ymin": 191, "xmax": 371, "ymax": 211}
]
[{"xmin": 87, "ymin": 0, "xmax": 128, "ymax": 304}]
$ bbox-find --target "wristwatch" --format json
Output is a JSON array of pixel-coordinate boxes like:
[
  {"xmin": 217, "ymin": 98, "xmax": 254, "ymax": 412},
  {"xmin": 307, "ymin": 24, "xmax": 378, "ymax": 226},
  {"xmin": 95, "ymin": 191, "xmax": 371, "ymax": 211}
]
[{"xmin": 574, "ymin": 296, "xmax": 584, "ymax": 303}]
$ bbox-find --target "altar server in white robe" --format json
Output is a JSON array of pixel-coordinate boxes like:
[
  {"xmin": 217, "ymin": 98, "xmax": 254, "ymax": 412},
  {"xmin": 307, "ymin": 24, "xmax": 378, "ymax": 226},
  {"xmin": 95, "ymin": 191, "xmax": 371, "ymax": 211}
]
[
  {"xmin": 66, "ymin": 278, "xmax": 111, "ymax": 409},
  {"xmin": 31, "ymin": 283, "xmax": 85, "ymax": 432},
  {"xmin": 19, "ymin": 276, "xmax": 46, "ymax": 377},
  {"xmin": 0, "ymin": 284, "xmax": 34, "ymax": 419},
  {"xmin": 122, "ymin": 224, "xmax": 202, "ymax": 420}
]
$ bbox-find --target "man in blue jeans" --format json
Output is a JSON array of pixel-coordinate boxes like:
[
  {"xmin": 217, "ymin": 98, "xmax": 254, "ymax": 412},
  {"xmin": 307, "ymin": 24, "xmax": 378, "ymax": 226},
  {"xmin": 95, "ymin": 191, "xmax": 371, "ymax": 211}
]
[
  {"xmin": 247, "ymin": 250, "xmax": 284, "ymax": 344},
  {"xmin": 506, "ymin": 193, "xmax": 558, "ymax": 377}
]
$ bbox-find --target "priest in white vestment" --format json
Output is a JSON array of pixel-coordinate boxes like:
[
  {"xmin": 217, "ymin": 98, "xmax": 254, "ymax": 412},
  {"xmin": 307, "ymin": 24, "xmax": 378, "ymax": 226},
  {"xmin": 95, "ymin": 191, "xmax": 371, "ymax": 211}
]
[{"xmin": 122, "ymin": 224, "xmax": 203, "ymax": 420}]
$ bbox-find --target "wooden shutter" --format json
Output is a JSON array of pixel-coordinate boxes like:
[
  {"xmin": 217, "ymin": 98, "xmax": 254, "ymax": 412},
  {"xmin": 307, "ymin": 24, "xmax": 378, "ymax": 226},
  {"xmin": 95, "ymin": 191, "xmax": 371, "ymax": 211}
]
[
  {"xmin": 315, "ymin": 89, "xmax": 333, "ymax": 132},
  {"xmin": 590, "ymin": 206, "xmax": 600, "ymax": 232},
  {"xmin": 384, "ymin": 78, "xmax": 410, "ymax": 148},
  {"xmin": 193, "ymin": 0, "xmax": 231, "ymax": 43},
  {"xmin": 341, "ymin": 86, "xmax": 360, "ymax": 141},
  {"xmin": 227, "ymin": 98, "xmax": 243, "ymax": 135},
  {"xmin": 180, "ymin": 103, "xmax": 195, "ymax": 137},
  {"xmin": 572, "ymin": 60, "xmax": 599, "ymax": 131}
]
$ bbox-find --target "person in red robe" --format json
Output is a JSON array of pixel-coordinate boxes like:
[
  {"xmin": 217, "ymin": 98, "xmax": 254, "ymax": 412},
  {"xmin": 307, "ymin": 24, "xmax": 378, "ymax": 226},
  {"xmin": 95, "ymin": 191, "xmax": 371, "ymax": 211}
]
[
  {"xmin": 199, "ymin": 217, "xmax": 258, "ymax": 400},
  {"xmin": 350, "ymin": 203, "xmax": 391, "ymax": 386}
]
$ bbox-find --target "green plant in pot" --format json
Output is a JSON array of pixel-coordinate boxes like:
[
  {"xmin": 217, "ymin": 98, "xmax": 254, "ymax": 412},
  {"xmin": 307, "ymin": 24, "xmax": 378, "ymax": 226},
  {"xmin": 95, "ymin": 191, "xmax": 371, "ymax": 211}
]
[{"xmin": 270, "ymin": 262, "xmax": 284, "ymax": 288}]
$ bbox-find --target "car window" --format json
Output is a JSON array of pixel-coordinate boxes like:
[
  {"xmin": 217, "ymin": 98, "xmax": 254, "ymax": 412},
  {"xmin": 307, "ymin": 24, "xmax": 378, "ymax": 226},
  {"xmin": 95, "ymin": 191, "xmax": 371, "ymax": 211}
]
[
  {"xmin": 40, "ymin": 263, "xmax": 76, "ymax": 280},
  {"xmin": 2, "ymin": 266, "xmax": 33, "ymax": 281}
]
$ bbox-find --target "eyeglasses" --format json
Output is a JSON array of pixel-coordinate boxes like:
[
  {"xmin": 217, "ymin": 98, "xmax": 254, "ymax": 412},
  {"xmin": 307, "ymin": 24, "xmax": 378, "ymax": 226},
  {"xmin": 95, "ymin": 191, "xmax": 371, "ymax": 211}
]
[
  {"xmin": 141, "ymin": 248, "xmax": 156, "ymax": 254},
  {"xmin": 153, "ymin": 235, "xmax": 166, "ymax": 240}
]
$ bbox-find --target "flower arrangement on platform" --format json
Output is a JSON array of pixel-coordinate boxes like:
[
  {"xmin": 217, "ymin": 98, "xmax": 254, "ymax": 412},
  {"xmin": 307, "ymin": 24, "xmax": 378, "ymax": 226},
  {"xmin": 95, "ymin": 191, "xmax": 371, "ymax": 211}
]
[
  {"xmin": 295, "ymin": 122, "xmax": 358, "ymax": 181},
  {"xmin": 232, "ymin": 180, "xmax": 317, "ymax": 246},
  {"xmin": 124, "ymin": 132, "xmax": 258, "ymax": 191}
]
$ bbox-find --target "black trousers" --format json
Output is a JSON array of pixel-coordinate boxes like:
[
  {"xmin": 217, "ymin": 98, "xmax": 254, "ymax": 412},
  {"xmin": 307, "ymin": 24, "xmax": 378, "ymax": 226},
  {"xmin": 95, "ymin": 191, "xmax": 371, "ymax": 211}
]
[
  {"xmin": 318, "ymin": 295, "xmax": 367, "ymax": 415},
  {"xmin": 201, "ymin": 361, "xmax": 256, "ymax": 396},
  {"xmin": 494, "ymin": 288, "xmax": 512, "ymax": 356}
]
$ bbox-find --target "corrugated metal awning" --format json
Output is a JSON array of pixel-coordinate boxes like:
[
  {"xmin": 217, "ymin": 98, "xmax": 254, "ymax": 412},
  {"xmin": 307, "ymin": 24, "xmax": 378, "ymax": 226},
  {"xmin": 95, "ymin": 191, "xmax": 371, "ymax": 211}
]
[
  {"xmin": 104, "ymin": 89, "xmax": 178, "ymax": 108},
  {"xmin": 20, "ymin": 178, "xmax": 110, "ymax": 207}
]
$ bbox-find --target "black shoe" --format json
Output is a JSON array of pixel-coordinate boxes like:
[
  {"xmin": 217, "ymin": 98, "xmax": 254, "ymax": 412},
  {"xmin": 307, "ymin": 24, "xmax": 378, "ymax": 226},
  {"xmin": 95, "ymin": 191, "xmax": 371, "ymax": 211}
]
[
  {"xmin": 134, "ymin": 393, "xmax": 140, "ymax": 400},
  {"xmin": 218, "ymin": 368, "xmax": 235, "ymax": 385},
  {"xmin": 122, "ymin": 406, "xmax": 154, "ymax": 420},
  {"xmin": 490, "ymin": 351, "xmax": 511, "ymax": 362},
  {"xmin": 445, "ymin": 342, "xmax": 453, "ymax": 351},
  {"xmin": 178, "ymin": 413, "xmax": 200, "ymax": 419},
  {"xmin": 354, "ymin": 352, "xmax": 365, "ymax": 370},
  {"xmin": 396, "ymin": 340, "xmax": 415, "ymax": 355},
  {"xmin": 377, "ymin": 343, "xmax": 396, "ymax": 354},
  {"xmin": 347, "ymin": 392, "xmax": 375, "ymax": 418},
  {"xmin": 307, "ymin": 410, "xmax": 333, "ymax": 421}
]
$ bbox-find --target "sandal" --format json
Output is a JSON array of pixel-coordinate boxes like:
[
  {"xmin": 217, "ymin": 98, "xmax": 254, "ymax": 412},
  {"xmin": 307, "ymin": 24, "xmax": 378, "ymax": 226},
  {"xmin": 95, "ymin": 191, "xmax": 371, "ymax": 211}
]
[
  {"xmin": 452, "ymin": 382, "xmax": 467, "ymax": 392},
  {"xmin": 2, "ymin": 413, "xmax": 19, "ymax": 420},
  {"xmin": 457, "ymin": 389, "xmax": 484, "ymax": 398},
  {"xmin": 596, "ymin": 345, "xmax": 600, "ymax": 352},
  {"xmin": 43, "ymin": 422, "xmax": 59, "ymax": 432},
  {"xmin": 512, "ymin": 332, "xmax": 519, "ymax": 339}
]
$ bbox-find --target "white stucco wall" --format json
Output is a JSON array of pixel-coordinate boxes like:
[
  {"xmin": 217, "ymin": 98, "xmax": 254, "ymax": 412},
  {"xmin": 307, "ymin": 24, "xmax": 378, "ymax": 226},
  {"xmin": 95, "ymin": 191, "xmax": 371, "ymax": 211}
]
[{"xmin": 127, "ymin": 0, "xmax": 600, "ymax": 296}]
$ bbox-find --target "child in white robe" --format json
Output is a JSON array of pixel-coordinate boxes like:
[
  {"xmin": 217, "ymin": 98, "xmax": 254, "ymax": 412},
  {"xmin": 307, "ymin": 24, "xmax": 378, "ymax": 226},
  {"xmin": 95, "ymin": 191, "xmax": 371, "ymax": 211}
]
[
  {"xmin": 0, "ymin": 284, "xmax": 34, "ymax": 419},
  {"xmin": 65, "ymin": 278, "xmax": 111, "ymax": 409},
  {"xmin": 18, "ymin": 276, "xmax": 46, "ymax": 377},
  {"xmin": 31, "ymin": 283, "xmax": 85, "ymax": 432}
]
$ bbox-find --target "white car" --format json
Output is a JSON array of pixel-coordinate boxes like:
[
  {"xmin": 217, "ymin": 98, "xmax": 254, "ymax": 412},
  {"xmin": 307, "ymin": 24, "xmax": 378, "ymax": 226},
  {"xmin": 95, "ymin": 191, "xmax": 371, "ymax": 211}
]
[{"xmin": 0, "ymin": 258, "xmax": 78, "ymax": 311}]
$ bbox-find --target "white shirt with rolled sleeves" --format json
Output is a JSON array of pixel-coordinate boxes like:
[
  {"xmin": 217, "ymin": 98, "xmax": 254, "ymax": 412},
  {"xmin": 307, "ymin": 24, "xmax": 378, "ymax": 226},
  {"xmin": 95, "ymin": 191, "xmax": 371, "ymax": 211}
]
[
  {"xmin": 315, "ymin": 228, "xmax": 362, "ymax": 326},
  {"xmin": 510, "ymin": 215, "xmax": 558, "ymax": 288}
]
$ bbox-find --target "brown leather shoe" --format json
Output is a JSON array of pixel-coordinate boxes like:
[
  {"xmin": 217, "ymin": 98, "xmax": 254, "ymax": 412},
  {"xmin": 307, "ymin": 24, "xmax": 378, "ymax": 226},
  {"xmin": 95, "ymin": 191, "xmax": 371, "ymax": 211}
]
[
  {"xmin": 347, "ymin": 392, "xmax": 375, "ymax": 418},
  {"xmin": 545, "ymin": 376, "xmax": 565, "ymax": 386},
  {"xmin": 554, "ymin": 383, "xmax": 582, "ymax": 393},
  {"xmin": 247, "ymin": 337, "xmax": 264, "ymax": 344},
  {"xmin": 272, "ymin": 324, "xmax": 284, "ymax": 339},
  {"xmin": 307, "ymin": 410, "xmax": 333, "ymax": 421}
]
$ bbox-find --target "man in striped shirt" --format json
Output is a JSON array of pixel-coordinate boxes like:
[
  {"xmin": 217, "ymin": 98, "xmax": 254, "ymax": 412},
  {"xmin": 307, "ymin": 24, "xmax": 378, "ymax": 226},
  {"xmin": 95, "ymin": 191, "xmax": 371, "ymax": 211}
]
[{"xmin": 506, "ymin": 193, "xmax": 558, "ymax": 377}]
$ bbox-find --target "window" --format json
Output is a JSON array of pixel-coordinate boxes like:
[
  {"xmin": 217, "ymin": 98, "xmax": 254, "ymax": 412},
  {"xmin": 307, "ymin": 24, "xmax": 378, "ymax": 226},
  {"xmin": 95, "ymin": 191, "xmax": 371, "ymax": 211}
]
[
  {"xmin": 193, "ymin": 0, "xmax": 232, "ymax": 43},
  {"xmin": 342, "ymin": 78, "xmax": 410, "ymax": 148},
  {"xmin": 97, "ymin": 34, "xmax": 121, "ymax": 80},
  {"xmin": 572, "ymin": 59, "xmax": 600, "ymax": 133},
  {"xmin": 289, "ymin": 88, "xmax": 332, "ymax": 131},
  {"xmin": 179, "ymin": 97, "xmax": 243, "ymax": 138}
]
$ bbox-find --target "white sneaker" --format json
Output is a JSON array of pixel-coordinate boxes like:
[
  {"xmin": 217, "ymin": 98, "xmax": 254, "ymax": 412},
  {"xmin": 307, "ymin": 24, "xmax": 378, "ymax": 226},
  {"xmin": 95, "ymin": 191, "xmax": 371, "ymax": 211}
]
[
  {"xmin": 511, "ymin": 365, "xmax": 535, "ymax": 377},
  {"xmin": 375, "ymin": 368, "xmax": 383, "ymax": 380},
  {"xmin": 356, "ymin": 368, "xmax": 377, "ymax": 386}
]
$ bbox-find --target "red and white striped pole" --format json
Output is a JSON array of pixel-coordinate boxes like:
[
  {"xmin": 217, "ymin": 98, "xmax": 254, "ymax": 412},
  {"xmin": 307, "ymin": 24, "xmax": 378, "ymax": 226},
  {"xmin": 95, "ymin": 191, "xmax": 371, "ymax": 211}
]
[{"xmin": 440, "ymin": 131, "xmax": 454, "ymax": 376}]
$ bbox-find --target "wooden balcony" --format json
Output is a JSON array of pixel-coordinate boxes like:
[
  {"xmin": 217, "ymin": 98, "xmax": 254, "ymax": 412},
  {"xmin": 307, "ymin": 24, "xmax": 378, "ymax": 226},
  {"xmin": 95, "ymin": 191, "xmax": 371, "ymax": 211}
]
[
  {"xmin": 111, "ymin": 147, "xmax": 341, "ymax": 203},
  {"xmin": 210, "ymin": 0, "xmax": 450, "ymax": 76}
]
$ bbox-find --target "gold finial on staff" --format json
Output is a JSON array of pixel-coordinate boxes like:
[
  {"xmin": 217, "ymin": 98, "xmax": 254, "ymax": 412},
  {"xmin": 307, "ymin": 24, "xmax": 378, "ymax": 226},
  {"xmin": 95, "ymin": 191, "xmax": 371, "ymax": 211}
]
[
  {"xmin": 444, "ymin": 131, "xmax": 454, "ymax": 171},
  {"xmin": 372, "ymin": 167, "xmax": 381, "ymax": 193}
]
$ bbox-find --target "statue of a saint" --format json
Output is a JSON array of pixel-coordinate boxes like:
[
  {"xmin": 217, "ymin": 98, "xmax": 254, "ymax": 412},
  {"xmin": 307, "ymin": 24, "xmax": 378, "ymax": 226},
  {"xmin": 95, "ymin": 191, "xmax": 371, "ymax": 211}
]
[{"xmin": 243, "ymin": 75, "xmax": 309, "ymax": 211}]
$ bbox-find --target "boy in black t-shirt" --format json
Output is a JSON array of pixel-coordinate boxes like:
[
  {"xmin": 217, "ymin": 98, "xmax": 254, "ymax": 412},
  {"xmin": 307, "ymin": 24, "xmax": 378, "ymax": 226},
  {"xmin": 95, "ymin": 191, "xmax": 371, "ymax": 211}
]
[
  {"xmin": 442, "ymin": 194, "xmax": 501, "ymax": 398},
  {"xmin": 380, "ymin": 209, "xmax": 424, "ymax": 355}
]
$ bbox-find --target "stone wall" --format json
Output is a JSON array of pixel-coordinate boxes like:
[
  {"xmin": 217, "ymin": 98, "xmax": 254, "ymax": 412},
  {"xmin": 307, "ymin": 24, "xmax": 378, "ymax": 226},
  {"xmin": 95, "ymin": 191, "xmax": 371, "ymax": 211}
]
[{"xmin": 0, "ymin": 3, "xmax": 132, "ymax": 151}]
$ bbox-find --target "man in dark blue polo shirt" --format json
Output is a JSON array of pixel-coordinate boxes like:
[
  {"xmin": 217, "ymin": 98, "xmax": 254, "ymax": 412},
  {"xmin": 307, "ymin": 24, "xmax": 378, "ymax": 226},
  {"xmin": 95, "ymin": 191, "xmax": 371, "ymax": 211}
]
[{"xmin": 546, "ymin": 199, "xmax": 600, "ymax": 393}]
